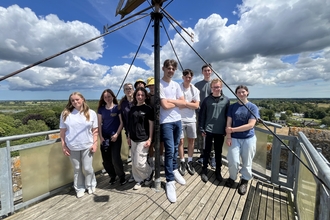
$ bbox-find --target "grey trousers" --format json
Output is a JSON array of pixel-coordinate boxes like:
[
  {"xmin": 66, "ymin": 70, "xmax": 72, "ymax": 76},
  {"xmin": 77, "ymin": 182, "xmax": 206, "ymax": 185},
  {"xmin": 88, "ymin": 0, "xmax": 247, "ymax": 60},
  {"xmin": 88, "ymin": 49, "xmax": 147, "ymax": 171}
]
[{"xmin": 69, "ymin": 148, "xmax": 97, "ymax": 193}]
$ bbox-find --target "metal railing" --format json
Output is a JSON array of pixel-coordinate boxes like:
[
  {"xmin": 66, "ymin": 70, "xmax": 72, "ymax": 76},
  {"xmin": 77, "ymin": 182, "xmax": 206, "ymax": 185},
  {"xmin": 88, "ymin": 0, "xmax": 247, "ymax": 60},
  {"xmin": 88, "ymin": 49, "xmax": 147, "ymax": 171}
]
[{"xmin": 1, "ymin": 127, "xmax": 330, "ymax": 219}]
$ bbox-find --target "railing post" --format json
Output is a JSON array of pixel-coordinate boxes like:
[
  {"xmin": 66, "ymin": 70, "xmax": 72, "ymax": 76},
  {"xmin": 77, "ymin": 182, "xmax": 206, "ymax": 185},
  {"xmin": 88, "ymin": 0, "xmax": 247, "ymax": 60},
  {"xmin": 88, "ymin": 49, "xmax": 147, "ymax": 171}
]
[
  {"xmin": 270, "ymin": 137, "xmax": 281, "ymax": 184},
  {"xmin": 0, "ymin": 141, "xmax": 14, "ymax": 216}
]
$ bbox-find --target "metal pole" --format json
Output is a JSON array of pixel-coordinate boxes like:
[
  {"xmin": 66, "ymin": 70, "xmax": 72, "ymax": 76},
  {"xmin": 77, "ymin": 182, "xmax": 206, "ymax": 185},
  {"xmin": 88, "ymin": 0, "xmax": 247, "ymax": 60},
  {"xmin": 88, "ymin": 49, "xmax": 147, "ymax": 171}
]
[{"xmin": 151, "ymin": 10, "xmax": 163, "ymax": 192}]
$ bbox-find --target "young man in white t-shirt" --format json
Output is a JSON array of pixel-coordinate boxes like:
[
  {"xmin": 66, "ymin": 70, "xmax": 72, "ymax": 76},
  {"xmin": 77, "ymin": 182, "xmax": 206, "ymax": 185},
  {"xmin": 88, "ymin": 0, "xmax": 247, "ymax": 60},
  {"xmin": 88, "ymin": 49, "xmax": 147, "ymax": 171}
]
[
  {"xmin": 160, "ymin": 59, "xmax": 186, "ymax": 203},
  {"xmin": 178, "ymin": 69, "xmax": 200, "ymax": 176}
]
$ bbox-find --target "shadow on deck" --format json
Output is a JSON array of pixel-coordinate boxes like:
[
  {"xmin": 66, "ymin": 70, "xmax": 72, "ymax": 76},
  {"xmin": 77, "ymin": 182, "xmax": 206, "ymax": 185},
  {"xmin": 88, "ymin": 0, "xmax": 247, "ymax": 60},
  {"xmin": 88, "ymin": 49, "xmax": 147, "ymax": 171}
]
[{"xmin": 5, "ymin": 161, "xmax": 294, "ymax": 220}]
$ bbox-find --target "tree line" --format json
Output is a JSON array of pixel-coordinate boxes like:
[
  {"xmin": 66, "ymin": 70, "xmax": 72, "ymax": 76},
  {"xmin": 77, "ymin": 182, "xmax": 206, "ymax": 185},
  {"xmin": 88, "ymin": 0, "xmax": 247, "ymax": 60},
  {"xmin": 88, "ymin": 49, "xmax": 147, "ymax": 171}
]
[{"xmin": 1, "ymin": 98, "xmax": 329, "ymax": 145}]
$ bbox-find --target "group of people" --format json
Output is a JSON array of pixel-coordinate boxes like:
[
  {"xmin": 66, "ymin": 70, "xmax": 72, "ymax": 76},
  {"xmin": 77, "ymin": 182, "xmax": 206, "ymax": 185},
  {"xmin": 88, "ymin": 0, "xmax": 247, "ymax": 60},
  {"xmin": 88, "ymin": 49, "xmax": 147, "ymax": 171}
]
[{"xmin": 59, "ymin": 59, "xmax": 260, "ymax": 203}]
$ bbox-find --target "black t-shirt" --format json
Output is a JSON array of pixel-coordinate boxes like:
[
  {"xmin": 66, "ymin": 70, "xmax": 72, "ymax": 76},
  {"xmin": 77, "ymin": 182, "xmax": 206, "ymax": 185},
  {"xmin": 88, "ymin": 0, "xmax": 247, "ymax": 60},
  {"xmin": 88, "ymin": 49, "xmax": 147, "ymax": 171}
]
[{"xmin": 128, "ymin": 104, "xmax": 154, "ymax": 142}]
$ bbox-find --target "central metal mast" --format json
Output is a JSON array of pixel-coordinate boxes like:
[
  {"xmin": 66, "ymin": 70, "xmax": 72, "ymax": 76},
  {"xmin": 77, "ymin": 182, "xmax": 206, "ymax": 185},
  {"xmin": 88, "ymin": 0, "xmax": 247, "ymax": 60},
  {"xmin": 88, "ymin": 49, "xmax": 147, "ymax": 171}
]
[{"xmin": 152, "ymin": 1, "xmax": 163, "ymax": 191}]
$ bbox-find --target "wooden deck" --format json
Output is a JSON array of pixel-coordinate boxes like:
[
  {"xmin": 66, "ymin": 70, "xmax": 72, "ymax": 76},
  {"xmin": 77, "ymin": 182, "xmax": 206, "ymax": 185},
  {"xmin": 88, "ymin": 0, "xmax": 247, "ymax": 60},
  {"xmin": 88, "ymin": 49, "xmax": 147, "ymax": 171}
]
[{"xmin": 5, "ymin": 162, "xmax": 294, "ymax": 220}]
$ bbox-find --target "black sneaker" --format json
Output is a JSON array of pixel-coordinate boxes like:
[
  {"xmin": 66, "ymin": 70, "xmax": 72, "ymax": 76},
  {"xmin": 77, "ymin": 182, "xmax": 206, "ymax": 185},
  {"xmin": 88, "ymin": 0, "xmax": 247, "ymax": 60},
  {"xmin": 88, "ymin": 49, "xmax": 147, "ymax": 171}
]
[
  {"xmin": 144, "ymin": 171, "xmax": 154, "ymax": 186},
  {"xmin": 201, "ymin": 174, "xmax": 208, "ymax": 182},
  {"xmin": 186, "ymin": 161, "xmax": 195, "ymax": 175},
  {"xmin": 238, "ymin": 179, "xmax": 248, "ymax": 195},
  {"xmin": 216, "ymin": 173, "xmax": 223, "ymax": 182},
  {"xmin": 178, "ymin": 161, "xmax": 186, "ymax": 176},
  {"xmin": 201, "ymin": 169, "xmax": 208, "ymax": 182},
  {"xmin": 109, "ymin": 177, "xmax": 116, "ymax": 185},
  {"xmin": 225, "ymin": 178, "xmax": 235, "ymax": 188},
  {"xmin": 120, "ymin": 177, "xmax": 127, "ymax": 185}
]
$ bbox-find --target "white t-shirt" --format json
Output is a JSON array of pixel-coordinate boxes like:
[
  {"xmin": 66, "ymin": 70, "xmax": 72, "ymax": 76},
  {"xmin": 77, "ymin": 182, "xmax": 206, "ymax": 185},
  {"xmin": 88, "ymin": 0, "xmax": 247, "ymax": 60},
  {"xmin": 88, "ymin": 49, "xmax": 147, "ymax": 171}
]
[
  {"xmin": 180, "ymin": 83, "xmax": 200, "ymax": 123},
  {"xmin": 160, "ymin": 79, "xmax": 183, "ymax": 124},
  {"xmin": 60, "ymin": 109, "xmax": 98, "ymax": 151}
]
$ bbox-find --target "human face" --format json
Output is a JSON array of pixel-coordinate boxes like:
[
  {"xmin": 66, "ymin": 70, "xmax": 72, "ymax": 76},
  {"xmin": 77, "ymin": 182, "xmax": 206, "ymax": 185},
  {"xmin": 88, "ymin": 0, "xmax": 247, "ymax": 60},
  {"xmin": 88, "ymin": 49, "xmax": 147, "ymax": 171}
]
[
  {"xmin": 136, "ymin": 82, "xmax": 145, "ymax": 88},
  {"xmin": 211, "ymin": 82, "xmax": 222, "ymax": 96},
  {"xmin": 162, "ymin": 65, "xmax": 176, "ymax": 81},
  {"xmin": 135, "ymin": 90, "xmax": 146, "ymax": 105},
  {"xmin": 70, "ymin": 95, "xmax": 84, "ymax": 110},
  {"xmin": 103, "ymin": 92, "xmax": 114, "ymax": 105},
  {"xmin": 148, "ymin": 85, "xmax": 155, "ymax": 95},
  {"xmin": 236, "ymin": 88, "xmax": 249, "ymax": 101},
  {"xmin": 202, "ymin": 66, "xmax": 212, "ymax": 81},
  {"xmin": 182, "ymin": 73, "xmax": 192, "ymax": 85},
  {"xmin": 124, "ymin": 85, "xmax": 134, "ymax": 97}
]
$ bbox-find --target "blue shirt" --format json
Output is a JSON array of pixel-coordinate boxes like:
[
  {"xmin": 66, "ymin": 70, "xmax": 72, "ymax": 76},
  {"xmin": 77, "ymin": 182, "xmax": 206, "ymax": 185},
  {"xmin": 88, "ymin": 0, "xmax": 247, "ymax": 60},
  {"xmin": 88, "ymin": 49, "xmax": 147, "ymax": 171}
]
[
  {"xmin": 98, "ymin": 105, "xmax": 120, "ymax": 137},
  {"xmin": 227, "ymin": 102, "xmax": 259, "ymax": 139}
]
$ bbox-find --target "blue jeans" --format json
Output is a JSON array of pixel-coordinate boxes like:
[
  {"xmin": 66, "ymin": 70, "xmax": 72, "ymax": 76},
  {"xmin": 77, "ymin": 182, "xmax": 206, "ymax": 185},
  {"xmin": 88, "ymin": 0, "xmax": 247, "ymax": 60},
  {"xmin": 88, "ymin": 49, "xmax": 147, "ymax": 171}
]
[
  {"xmin": 227, "ymin": 135, "xmax": 256, "ymax": 181},
  {"xmin": 161, "ymin": 120, "xmax": 182, "ymax": 182}
]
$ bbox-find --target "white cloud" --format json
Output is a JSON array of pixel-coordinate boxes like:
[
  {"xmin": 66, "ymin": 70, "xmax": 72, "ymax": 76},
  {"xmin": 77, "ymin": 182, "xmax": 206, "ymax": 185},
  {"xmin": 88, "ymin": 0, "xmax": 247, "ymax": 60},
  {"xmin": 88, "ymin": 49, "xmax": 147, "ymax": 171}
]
[{"xmin": 1, "ymin": 0, "xmax": 330, "ymax": 99}]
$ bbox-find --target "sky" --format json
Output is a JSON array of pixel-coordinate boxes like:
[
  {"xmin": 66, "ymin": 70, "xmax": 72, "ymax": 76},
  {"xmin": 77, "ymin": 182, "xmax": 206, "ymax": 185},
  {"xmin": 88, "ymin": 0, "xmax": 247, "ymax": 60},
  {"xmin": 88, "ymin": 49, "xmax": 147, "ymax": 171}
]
[{"xmin": 0, "ymin": 0, "xmax": 330, "ymax": 100}]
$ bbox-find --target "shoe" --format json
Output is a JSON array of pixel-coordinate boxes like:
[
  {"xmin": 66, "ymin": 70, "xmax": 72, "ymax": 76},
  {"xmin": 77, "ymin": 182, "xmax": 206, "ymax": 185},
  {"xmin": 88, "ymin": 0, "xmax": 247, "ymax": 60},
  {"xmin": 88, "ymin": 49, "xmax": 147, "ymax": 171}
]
[
  {"xmin": 109, "ymin": 177, "xmax": 116, "ymax": 185},
  {"xmin": 160, "ymin": 156, "xmax": 164, "ymax": 166},
  {"xmin": 186, "ymin": 161, "xmax": 195, "ymax": 175},
  {"xmin": 201, "ymin": 174, "xmax": 208, "ymax": 182},
  {"xmin": 76, "ymin": 190, "xmax": 85, "ymax": 198},
  {"xmin": 238, "ymin": 179, "xmax": 249, "ymax": 195},
  {"xmin": 128, "ymin": 175, "xmax": 135, "ymax": 183},
  {"xmin": 144, "ymin": 171, "xmax": 154, "ymax": 186},
  {"xmin": 88, "ymin": 187, "xmax": 96, "ymax": 194},
  {"xmin": 127, "ymin": 156, "xmax": 132, "ymax": 163},
  {"xmin": 201, "ymin": 169, "xmax": 208, "ymax": 182},
  {"xmin": 209, "ymin": 157, "xmax": 216, "ymax": 169},
  {"xmin": 166, "ymin": 181, "xmax": 177, "ymax": 203},
  {"xmin": 216, "ymin": 173, "xmax": 223, "ymax": 182},
  {"xmin": 120, "ymin": 177, "xmax": 127, "ymax": 185},
  {"xmin": 178, "ymin": 161, "xmax": 186, "ymax": 176},
  {"xmin": 133, "ymin": 181, "xmax": 144, "ymax": 190},
  {"xmin": 225, "ymin": 178, "xmax": 235, "ymax": 188},
  {"xmin": 173, "ymin": 169, "xmax": 186, "ymax": 185},
  {"xmin": 197, "ymin": 157, "xmax": 203, "ymax": 164}
]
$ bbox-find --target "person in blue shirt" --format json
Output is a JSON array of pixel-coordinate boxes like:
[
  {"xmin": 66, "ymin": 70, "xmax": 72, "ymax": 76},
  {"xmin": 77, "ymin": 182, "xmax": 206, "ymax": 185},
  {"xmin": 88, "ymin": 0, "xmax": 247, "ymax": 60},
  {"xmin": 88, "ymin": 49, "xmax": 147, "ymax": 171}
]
[
  {"xmin": 97, "ymin": 89, "xmax": 127, "ymax": 185},
  {"xmin": 225, "ymin": 85, "xmax": 260, "ymax": 195}
]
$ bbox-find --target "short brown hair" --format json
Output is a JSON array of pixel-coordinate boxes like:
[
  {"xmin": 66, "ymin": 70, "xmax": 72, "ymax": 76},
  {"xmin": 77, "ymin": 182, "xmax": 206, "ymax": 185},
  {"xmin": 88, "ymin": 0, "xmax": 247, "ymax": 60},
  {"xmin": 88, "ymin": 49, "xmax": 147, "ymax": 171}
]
[
  {"xmin": 163, "ymin": 59, "xmax": 178, "ymax": 69},
  {"xmin": 182, "ymin": 69, "xmax": 194, "ymax": 77}
]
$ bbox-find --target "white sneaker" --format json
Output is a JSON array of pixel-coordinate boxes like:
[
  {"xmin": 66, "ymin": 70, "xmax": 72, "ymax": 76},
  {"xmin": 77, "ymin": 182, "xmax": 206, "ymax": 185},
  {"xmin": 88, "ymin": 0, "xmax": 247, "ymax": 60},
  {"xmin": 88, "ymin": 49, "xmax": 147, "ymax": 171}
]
[
  {"xmin": 133, "ymin": 181, "xmax": 144, "ymax": 190},
  {"xmin": 166, "ymin": 181, "xmax": 176, "ymax": 203},
  {"xmin": 76, "ymin": 190, "xmax": 85, "ymax": 198},
  {"xmin": 173, "ymin": 169, "xmax": 186, "ymax": 185},
  {"xmin": 128, "ymin": 175, "xmax": 135, "ymax": 183},
  {"xmin": 88, "ymin": 187, "xmax": 96, "ymax": 194}
]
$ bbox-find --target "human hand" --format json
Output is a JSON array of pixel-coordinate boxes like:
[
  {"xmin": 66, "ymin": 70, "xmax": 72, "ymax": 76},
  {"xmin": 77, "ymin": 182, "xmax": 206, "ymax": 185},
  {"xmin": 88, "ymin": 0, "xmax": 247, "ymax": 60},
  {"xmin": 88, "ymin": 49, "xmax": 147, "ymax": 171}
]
[{"xmin": 62, "ymin": 146, "xmax": 71, "ymax": 156}]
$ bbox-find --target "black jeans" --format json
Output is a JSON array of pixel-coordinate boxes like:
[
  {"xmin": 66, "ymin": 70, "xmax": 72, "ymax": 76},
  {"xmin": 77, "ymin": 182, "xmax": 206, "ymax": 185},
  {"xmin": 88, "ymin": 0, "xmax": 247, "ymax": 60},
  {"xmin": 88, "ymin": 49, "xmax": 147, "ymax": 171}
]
[
  {"xmin": 101, "ymin": 134, "xmax": 125, "ymax": 179},
  {"xmin": 203, "ymin": 132, "xmax": 224, "ymax": 174}
]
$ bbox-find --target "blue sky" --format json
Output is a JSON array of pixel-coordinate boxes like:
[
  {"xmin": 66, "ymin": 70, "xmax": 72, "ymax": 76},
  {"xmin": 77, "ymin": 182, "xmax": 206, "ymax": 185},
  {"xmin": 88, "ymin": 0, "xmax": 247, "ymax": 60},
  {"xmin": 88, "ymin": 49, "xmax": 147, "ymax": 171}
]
[{"xmin": 0, "ymin": 0, "xmax": 330, "ymax": 100}]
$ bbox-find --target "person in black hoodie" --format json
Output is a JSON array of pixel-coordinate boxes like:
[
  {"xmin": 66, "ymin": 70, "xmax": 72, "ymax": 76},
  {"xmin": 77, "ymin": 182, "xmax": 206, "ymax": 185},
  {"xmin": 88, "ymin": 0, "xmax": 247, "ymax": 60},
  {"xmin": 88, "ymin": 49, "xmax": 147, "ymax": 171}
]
[{"xmin": 198, "ymin": 78, "xmax": 230, "ymax": 183}]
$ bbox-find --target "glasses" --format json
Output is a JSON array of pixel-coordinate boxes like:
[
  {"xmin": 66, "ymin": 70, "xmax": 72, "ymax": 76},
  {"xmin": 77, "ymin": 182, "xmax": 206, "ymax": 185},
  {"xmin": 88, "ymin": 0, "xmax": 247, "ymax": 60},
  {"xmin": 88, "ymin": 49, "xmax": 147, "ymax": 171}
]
[
  {"xmin": 124, "ymin": 88, "xmax": 133, "ymax": 91},
  {"xmin": 212, "ymin": 86, "xmax": 222, "ymax": 89}
]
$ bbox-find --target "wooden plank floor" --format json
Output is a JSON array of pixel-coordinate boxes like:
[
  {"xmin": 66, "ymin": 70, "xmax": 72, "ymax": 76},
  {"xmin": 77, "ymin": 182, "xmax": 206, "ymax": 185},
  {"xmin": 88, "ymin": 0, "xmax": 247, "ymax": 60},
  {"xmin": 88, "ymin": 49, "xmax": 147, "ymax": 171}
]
[{"xmin": 5, "ymin": 161, "xmax": 295, "ymax": 220}]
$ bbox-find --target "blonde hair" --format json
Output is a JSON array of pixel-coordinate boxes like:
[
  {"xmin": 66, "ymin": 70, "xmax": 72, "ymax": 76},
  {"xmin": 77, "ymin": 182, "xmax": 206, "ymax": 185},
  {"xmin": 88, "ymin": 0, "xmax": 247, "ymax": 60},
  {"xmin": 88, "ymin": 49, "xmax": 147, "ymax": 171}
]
[
  {"xmin": 210, "ymin": 78, "xmax": 222, "ymax": 87},
  {"xmin": 62, "ymin": 92, "xmax": 90, "ymax": 121}
]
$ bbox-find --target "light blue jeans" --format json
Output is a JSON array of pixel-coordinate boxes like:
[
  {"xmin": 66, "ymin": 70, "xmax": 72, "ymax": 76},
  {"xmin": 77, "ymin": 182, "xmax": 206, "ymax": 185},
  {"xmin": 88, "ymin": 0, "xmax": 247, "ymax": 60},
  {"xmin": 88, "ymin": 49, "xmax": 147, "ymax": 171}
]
[
  {"xmin": 226, "ymin": 135, "xmax": 256, "ymax": 181},
  {"xmin": 69, "ymin": 148, "xmax": 97, "ymax": 193}
]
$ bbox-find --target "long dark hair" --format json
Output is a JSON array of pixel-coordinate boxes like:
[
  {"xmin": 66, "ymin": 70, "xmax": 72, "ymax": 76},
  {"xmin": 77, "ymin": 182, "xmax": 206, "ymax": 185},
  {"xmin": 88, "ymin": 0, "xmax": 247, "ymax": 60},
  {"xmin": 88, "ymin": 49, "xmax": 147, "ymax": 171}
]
[
  {"xmin": 133, "ymin": 87, "xmax": 149, "ymax": 106},
  {"xmin": 97, "ymin": 89, "xmax": 118, "ymax": 111}
]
